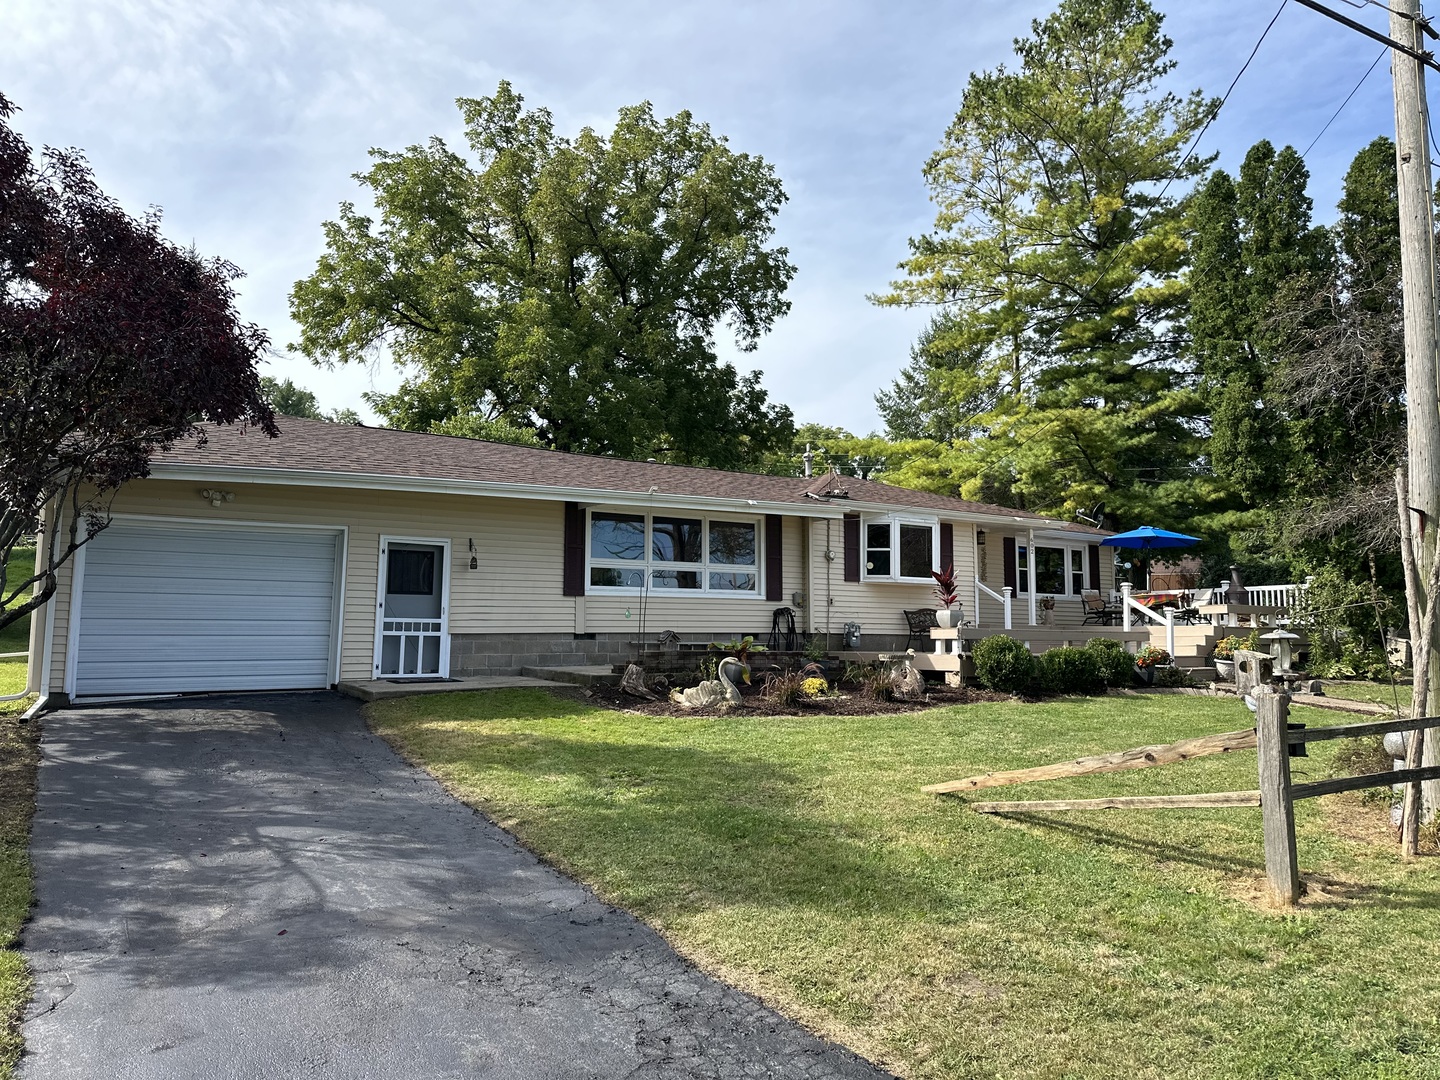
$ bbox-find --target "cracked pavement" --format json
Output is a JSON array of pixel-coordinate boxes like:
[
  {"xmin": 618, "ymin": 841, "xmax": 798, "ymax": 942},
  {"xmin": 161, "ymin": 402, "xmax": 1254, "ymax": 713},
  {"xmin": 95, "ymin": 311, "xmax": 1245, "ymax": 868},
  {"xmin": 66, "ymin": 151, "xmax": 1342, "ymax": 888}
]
[{"xmin": 20, "ymin": 693, "xmax": 891, "ymax": 1079}]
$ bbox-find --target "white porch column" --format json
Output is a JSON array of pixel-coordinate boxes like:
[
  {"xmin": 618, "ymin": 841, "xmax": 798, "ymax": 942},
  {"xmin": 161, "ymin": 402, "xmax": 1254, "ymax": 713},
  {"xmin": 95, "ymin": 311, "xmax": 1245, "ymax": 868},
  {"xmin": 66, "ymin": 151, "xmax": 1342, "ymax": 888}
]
[
  {"xmin": 1027, "ymin": 528, "xmax": 1037, "ymax": 626},
  {"xmin": 1121, "ymin": 582, "xmax": 1133, "ymax": 631},
  {"xmin": 1002, "ymin": 587, "xmax": 1013, "ymax": 630}
]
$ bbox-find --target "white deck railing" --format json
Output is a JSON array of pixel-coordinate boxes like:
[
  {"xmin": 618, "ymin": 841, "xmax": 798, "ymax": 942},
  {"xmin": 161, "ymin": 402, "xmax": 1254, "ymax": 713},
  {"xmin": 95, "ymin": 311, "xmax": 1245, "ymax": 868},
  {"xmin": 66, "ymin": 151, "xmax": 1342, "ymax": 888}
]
[
  {"xmin": 974, "ymin": 579, "xmax": 1013, "ymax": 630},
  {"xmin": 1120, "ymin": 583, "xmax": 1175, "ymax": 658}
]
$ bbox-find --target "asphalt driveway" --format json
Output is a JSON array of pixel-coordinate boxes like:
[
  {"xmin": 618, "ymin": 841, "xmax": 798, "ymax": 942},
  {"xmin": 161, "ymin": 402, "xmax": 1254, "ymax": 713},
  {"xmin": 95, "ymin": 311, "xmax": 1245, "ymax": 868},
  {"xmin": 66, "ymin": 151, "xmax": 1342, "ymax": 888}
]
[{"xmin": 20, "ymin": 693, "xmax": 889, "ymax": 1079}]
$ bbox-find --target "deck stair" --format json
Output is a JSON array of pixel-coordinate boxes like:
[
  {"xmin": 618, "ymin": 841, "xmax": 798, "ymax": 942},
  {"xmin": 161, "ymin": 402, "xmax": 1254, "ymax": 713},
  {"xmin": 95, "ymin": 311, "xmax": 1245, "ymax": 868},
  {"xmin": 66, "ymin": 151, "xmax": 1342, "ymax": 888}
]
[{"xmin": 1149, "ymin": 623, "xmax": 1225, "ymax": 683}]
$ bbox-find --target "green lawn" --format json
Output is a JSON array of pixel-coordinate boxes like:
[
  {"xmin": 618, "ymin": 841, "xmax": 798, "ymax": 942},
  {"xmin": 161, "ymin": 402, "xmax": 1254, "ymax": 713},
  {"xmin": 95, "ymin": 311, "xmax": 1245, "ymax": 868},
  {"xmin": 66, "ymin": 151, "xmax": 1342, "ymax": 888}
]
[
  {"xmin": 0, "ymin": 549, "xmax": 35, "ymax": 656},
  {"xmin": 0, "ymin": 660, "xmax": 37, "ymax": 1078},
  {"xmin": 370, "ymin": 690, "xmax": 1440, "ymax": 1080},
  {"xmin": 1322, "ymin": 679, "xmax": 1413, "ymax": 711}
]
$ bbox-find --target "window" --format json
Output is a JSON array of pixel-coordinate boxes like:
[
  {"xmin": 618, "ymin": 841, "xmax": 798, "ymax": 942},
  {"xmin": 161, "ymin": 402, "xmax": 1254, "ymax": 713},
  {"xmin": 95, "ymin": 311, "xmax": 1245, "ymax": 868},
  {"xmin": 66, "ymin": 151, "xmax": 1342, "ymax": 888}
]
[
  {"xmin": 1017, "ymin": 542, "xmax": 1091, "ymax": 596},
  {"xmin": 862, "ymin": 515, "xmax": 938, "ymax": 582},
  {"xmin": 387, "ymin": 548, "xmax": 435, "ymax": 595},
  {"xmin": 588, "ymin": 511, "xmax": 760, "ymax": 595},
  {"xmin": 1035, "ymin": 546, "xmax": 1065, "ymax": 594}
]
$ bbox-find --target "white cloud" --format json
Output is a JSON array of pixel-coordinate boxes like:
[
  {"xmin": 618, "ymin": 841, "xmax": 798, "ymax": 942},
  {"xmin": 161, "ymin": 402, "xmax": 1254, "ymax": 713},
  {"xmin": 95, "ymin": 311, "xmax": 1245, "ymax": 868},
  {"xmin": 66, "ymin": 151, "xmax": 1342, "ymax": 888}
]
[{"xmin": 3, "ymin": 0, "xmax": 1418, "ymax": 435}]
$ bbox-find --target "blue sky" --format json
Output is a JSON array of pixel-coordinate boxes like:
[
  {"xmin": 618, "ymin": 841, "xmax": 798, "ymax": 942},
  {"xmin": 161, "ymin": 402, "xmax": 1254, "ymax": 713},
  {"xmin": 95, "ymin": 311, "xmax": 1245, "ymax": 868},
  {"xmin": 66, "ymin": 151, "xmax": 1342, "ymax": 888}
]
[{"xmin": 2, "ymin": 0, "xmax": 1412, "ymax": 434}]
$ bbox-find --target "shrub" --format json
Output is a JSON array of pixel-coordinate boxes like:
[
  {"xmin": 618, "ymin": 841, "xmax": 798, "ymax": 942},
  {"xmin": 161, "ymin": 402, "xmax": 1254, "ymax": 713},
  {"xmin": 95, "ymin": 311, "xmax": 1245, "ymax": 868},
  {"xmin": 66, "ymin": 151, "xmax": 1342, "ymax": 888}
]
[
  {"xmin": 1086, "ymin": 638, "xmax": 1134, "ymax": 687},
  {"xmin": 971, "ymin": 636, "xmax": 1037, "ymax": 694},
  {"xmin": 1155, "ymin": 664, "xmax": 1192, "ymax": 688},
  {"xmin": 1036, "ymin": 647, "xmax": 1106, "ymax": 695},
  {"xmin": 800, "ymin": 676, "xmax": 829, "ymax": 698}
]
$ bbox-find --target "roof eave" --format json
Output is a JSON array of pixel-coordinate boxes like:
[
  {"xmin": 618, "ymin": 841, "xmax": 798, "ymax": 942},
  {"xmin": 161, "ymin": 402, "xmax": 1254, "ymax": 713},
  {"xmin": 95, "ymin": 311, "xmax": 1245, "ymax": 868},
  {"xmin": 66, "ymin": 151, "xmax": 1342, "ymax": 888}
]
[{"xmin": 145, "ymin": 463, "xmax": 848, "ymax": 518}]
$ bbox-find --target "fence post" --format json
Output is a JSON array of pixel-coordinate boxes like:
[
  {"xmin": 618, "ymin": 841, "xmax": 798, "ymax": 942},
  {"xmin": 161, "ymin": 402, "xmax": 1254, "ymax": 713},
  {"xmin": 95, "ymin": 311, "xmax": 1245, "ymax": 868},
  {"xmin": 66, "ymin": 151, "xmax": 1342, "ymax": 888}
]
[
  {"xmin": 1164, "ymin": 607, "xmax": 1175, "ymax": 659},
  {"xmin": 1255, "ymin": 686, "xmax": 1300, "ymax": 906},
  {"xmin": 1121, "ymin": 583, "xmax": 1133, "ymax": 631}
]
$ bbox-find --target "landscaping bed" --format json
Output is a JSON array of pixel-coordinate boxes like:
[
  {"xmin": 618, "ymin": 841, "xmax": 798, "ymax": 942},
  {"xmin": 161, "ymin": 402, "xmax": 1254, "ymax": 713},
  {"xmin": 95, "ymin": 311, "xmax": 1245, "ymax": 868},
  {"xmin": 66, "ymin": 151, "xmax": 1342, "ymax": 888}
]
[
  {"xmin": 586, "ymin": 678, "xmax": 1013, "ymax": 717},
  {"xmin": 369, "ymin": 688, "xmax": 1440, "ymax": 1080}
]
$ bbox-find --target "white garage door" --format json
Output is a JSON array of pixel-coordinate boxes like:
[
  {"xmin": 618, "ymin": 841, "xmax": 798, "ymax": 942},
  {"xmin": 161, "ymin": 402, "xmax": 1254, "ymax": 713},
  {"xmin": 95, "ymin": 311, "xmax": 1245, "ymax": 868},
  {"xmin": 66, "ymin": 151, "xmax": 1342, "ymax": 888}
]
[{"xmin": 73, "ymin": 522, "xmax": 341, "ymax": 697}]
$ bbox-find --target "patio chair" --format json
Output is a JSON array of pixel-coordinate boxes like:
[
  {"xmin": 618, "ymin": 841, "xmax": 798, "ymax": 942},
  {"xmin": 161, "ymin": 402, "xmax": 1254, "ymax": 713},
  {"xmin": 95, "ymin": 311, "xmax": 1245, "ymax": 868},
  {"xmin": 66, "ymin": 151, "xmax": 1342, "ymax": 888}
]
[
  {"xmin": 903, "ymin": 608, "xmax": 940, "ymax": 650},
  {"xmin": 1080, "ymin": 590, "xmax": 1121, "ymax": 626}
]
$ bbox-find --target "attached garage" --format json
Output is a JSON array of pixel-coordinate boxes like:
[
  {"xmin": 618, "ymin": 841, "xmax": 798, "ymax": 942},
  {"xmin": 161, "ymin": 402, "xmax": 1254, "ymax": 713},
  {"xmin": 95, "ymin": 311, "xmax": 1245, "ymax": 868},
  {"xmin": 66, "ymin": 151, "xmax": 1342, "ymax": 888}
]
[{"xmin": 71, "ymin": 520, "xmax": 344, "ymax": 697}]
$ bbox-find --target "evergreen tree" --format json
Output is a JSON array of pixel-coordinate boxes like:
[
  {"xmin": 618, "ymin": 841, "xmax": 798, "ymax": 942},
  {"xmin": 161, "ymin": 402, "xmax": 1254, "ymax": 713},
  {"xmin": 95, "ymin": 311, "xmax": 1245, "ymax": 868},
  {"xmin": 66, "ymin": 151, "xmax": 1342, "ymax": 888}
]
[{"xmin": 873, "ymin": 0, "xmax": 1214, "ymax": 523}]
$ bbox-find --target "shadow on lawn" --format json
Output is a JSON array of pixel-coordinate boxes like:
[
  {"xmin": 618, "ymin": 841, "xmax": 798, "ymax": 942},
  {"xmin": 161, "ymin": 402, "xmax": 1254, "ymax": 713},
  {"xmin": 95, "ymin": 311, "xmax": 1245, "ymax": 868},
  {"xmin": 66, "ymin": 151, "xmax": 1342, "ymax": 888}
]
[
  {"xmin": 395, "ymin": 727, "xmax": 948, "ymax": 917},
  {"xmin": 1009, "ymin": 812, "xmax": 1440, "ymax": 911}
]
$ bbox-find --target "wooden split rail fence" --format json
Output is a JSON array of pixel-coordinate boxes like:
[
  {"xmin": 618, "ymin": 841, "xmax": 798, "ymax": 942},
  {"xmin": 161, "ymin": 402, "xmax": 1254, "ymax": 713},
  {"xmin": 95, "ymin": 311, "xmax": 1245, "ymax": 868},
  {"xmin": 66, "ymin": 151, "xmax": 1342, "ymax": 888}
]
[{"xmin": 923, "ymin": 651, "xmax": 1440, "ymax": 906}]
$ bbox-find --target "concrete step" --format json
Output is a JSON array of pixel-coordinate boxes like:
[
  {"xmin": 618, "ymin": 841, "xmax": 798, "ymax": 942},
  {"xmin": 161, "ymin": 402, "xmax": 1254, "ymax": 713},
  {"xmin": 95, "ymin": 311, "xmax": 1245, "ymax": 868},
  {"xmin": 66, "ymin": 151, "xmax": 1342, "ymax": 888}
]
[{"xmin": 521, "ymin": 664, "xmax": 623, "ymax": 688}]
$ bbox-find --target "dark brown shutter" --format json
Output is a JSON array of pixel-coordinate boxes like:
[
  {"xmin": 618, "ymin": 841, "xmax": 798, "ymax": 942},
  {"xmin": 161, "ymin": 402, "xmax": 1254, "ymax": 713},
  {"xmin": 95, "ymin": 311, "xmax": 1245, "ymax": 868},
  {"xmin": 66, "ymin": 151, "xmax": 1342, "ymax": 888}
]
[
  {"xmin": 843, "ymin": 514, "xmax": 861, "ymax": 582},
  {"xmin": 1003, "ymin": 536, "xmax": 1017, "ymax": 593},
  {"xmin": 1088, "ymin": 544, "xmax": 1102, "ymax": 592},
  {"xmin": 939, "ymin": 522, "xmax": 954, "ymax": 573},
  {"xmin": 765, "ymin": 514, "xmax": 783, "ymax": 602},
  {"xmin": 562, "ymin": 501, "xmax": 585, "ymax": 596}
]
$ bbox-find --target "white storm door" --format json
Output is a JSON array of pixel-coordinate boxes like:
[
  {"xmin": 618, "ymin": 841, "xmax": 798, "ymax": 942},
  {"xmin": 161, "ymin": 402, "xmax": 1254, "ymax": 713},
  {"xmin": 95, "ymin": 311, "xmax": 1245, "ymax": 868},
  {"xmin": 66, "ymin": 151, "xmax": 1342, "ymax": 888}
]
[{"xmin": 374, "ymin": 538, "xmax": 450, "ymax": 678}]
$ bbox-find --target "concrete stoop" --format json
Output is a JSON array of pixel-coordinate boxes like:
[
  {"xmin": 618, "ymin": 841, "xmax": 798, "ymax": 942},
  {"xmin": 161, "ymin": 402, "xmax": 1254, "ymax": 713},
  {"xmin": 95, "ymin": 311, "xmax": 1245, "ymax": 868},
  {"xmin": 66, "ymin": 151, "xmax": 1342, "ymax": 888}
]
[{"xmin": 520, "ymin": 664, "xmax": 624, "ymax": 688}]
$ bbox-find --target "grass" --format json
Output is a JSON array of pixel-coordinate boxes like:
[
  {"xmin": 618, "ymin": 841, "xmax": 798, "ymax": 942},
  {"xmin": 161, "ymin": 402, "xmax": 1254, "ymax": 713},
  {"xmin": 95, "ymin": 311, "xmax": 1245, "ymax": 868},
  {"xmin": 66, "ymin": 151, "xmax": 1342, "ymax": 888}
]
[
  {"xmin": 0, "ymin": 660, "xmax": 38, "ymax": 1078},
  {"xmin": 1322, "ymin": 679, "xmax": 1414, "ymax": 711},
  {"xmin": 0, "ymin": 549, "xmax": 35, "ymax": 656},
  {"xmin": 370, "ymin": 689, "xmax": 1440, "ymax": 1080}
]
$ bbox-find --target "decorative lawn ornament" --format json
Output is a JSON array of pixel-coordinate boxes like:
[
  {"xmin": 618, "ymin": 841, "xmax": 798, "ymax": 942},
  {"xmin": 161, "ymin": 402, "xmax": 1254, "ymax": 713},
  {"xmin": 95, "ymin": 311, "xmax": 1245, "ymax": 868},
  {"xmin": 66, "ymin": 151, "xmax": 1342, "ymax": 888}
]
[{"xmin": 671, "ymin": 656, "xmax": 748, "ymax": 708}]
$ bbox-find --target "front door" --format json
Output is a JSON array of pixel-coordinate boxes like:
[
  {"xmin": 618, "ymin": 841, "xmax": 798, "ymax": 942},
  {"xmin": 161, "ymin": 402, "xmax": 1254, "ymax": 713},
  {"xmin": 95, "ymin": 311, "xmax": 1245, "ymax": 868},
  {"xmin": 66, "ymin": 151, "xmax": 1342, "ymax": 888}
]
[{"xmin": 374, "ymin": 539, "xmax": 449, "ymax": 678}]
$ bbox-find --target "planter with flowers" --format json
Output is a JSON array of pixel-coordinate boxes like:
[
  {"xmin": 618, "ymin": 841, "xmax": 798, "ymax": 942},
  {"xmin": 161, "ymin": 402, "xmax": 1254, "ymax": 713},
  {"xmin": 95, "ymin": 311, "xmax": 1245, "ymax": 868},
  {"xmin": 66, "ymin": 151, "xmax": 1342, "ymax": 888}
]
[
  {"xmin": 1133, "ymin": 644, "xmax": 1172, "ymax": 686},
  {"xmin": 931, "ymin": 563, "xmax": 962, "ymax": 628}
]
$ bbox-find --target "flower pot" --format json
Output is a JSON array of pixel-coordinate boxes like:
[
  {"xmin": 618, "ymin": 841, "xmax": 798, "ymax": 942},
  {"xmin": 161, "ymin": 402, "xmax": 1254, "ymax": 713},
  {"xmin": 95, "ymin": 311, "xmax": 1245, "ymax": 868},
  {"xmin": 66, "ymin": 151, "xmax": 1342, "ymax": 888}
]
[
  {"xmin": 935, "ymin": 607, "xmax": 959, "ymax": 629},
  {"xmin": 1213, "ymin": 658, "xmax": 1235, "ymax": 681},
  {"xmin": 1133, "ymin": 663, "xmax": 1156, "ymax": 687}
]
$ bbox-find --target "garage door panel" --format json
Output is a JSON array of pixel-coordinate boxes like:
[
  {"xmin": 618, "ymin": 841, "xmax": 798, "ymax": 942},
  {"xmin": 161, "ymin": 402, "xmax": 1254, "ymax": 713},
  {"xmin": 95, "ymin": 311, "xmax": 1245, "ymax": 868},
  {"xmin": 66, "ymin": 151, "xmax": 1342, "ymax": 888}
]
[{"xmin": 74, "ymin": 523, "xmax": 341, "ymax": 697}]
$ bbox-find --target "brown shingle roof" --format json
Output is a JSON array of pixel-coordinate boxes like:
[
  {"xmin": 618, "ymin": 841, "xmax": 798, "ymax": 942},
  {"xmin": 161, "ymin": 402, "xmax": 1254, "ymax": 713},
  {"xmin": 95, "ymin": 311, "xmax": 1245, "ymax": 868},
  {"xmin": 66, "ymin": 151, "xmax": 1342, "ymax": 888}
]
[{"xmin": 155, "ymin": 418, "xmax": 1106, "ymax": 534}]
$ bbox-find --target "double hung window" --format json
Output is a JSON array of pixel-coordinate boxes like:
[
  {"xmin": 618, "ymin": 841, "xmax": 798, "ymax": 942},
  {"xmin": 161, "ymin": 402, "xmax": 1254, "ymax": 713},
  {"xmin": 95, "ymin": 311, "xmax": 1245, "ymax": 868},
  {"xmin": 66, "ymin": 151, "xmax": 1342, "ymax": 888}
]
[
  {"xmin": 862, "ymin": 515, "xmax": 938, "ymax": 582},
  {"xmin": 588, "ymin": 511, "xmax": 760, "ymax": 595}
]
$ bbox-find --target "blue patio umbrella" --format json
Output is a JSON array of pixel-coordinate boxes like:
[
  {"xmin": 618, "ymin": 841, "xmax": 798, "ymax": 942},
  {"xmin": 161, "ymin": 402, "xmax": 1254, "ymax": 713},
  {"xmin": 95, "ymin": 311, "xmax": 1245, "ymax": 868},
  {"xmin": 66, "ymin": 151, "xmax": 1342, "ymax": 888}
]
[{"xmin": 1098, "ymin": 526, "xmax": 1200, "ymax": 550}]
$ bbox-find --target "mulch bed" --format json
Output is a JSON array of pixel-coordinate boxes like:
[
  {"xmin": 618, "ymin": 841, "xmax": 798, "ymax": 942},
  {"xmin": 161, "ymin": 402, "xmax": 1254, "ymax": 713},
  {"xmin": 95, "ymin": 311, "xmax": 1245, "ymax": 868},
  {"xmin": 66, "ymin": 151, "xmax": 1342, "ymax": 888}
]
[{"xmin": 583, "ymin": 681, "xmax": 1015, "ymax": 717}]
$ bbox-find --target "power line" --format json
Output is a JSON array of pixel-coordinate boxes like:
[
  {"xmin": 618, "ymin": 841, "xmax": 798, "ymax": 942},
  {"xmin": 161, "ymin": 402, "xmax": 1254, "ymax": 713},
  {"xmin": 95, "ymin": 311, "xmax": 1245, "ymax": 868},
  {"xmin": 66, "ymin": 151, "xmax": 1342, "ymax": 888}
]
[
  {"xmin": 974, "ymin": 2, "xmax": 1289, "ymax": 489},
  {"xmin": 1296, "ymin": 48, "xmax": 1387, "ymax": 164}
]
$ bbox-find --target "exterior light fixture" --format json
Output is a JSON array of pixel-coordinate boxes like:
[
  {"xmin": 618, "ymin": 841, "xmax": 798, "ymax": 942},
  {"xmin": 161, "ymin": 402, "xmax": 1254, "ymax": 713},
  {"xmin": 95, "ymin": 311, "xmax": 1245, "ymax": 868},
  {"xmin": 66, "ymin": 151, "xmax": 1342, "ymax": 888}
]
[
  {"xmin": 1260, "ymin": 629, "xmax": 1302, "ymax": 674},
  {"xmin": 468, "ymin": 538, "xmax": 478, "ymax": 570}
]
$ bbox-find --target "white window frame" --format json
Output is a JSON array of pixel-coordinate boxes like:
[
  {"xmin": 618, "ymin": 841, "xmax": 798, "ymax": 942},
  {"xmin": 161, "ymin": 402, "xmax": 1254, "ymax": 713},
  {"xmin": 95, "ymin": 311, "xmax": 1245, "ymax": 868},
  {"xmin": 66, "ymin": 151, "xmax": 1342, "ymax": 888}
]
[
  {"xmin": 585, "ymin": 508, "xmax": 764, "ymax": 597},
  {"xmin": 860, "ymin": 514, "xmax": 939, "ymax": 584},
  {"xmin": 1017, "ymin": 542, "xmax": 1091, "ymax": 597}
]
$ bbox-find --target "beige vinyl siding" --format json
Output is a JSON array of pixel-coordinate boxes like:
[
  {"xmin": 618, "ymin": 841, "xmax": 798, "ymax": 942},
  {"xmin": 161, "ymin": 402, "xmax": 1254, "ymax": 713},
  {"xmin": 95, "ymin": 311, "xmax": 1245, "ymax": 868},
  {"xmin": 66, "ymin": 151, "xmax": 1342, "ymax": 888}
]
[
  {"xmin": 802, "ymin": 518, "xmax": 977, "ymax": 642},
  {"xmin": 44, "ymin": 479, "xmax": 829, "ymax": 687},
  {"xmin": 46, "ymin": 480, "xmax": 569, "ymax": 686},
  {"xmin": 583, "ymin": 516, "xmax": 807, "ymax": 637}
]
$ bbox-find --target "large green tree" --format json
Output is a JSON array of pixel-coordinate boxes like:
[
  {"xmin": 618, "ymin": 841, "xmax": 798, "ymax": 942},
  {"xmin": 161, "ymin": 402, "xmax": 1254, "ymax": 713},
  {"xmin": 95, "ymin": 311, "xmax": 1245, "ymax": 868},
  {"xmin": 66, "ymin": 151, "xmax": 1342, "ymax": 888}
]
[
  {"xmin": 874, "ymin": 0, "xmax": 1215, "ymax": 524},
  {"xmin": 290, "ymin": 83, "xmax": 796, "ymax": 468}
]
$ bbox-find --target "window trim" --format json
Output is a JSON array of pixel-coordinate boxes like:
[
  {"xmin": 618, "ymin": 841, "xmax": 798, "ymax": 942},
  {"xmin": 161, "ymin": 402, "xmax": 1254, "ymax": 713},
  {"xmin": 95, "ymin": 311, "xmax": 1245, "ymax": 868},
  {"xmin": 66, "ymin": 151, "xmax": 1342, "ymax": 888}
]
[
  {"xmin": 585, "ymin": 508, "xmax": 764, "ymax": 597},
  {"xmin": 859, "ymin": 514, "xmax": 939, "ymax": 584}
]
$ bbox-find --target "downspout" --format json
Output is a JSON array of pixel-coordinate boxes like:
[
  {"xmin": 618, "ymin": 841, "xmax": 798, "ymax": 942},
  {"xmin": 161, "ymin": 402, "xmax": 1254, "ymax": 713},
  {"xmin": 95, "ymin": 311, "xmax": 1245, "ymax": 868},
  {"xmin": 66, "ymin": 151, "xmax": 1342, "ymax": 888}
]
[
  {"xmin": 801, "ymin": 518, "xmax": 814, "ymax": 637},
  {"xmin": 825, "ymin": 519, "xmax": 833, "ymax": 644}
]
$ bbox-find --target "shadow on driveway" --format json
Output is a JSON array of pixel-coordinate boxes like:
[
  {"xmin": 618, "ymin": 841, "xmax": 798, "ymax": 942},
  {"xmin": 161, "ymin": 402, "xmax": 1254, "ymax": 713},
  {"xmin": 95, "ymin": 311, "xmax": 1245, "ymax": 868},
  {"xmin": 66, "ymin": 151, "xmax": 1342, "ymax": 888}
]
[{"xmin": 21, "ymin": 692, "xmax": 891, "ymax": 1080}]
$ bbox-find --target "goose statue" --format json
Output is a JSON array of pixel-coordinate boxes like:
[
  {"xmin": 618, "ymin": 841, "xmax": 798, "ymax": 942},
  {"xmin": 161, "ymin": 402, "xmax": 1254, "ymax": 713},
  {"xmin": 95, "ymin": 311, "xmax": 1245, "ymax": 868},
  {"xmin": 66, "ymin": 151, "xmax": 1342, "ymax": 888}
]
[{"xmin": 671, "ymin": 656, "xmax": 748, "ymax": 709}]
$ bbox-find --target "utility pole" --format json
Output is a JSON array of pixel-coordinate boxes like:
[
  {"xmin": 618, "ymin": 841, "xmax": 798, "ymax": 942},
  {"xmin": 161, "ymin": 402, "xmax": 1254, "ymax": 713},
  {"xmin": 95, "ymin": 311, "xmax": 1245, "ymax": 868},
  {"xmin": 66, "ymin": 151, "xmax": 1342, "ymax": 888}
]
[
  {"xmin": 1390, "ymin": 0, "xmax": 1440, "ymax": 815},
  {"xmin": 1297, "ymin": 0, "xmax": 1440, "ymax": 814}
]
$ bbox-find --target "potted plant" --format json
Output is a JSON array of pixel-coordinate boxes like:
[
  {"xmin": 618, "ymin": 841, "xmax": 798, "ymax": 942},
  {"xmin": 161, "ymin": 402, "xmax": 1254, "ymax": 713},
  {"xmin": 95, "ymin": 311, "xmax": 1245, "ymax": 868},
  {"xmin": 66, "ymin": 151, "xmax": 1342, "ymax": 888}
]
[
  {"xmin": 1133, "ymin": 644, "xmax": 1171, "ymax": 686},
  {"xmin": 1211, "ymin": 635, "xmax": 1239, "ymax": 680},
  {"xmin": 931, "ymin": 563, "xmax": 961, "ymax": 628}
]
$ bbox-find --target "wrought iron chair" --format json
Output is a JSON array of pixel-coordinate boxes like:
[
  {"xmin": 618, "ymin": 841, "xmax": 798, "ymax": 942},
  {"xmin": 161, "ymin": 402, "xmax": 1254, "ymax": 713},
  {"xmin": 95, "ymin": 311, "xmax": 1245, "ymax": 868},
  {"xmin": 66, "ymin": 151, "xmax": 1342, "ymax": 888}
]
[{"xmin": 903, "ymin": 608, "xmax": 940, "ymax": 650}]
